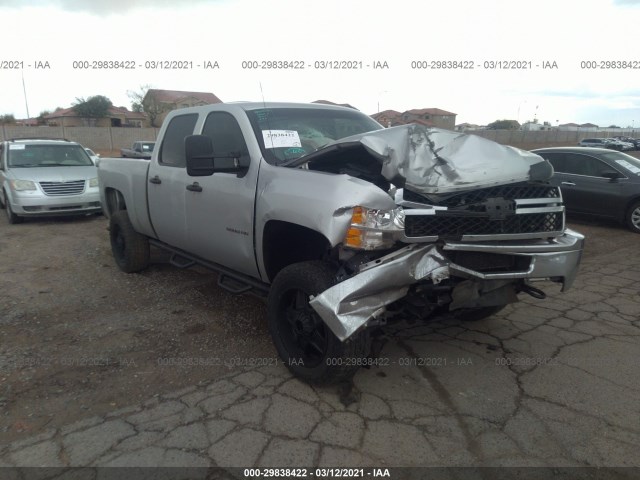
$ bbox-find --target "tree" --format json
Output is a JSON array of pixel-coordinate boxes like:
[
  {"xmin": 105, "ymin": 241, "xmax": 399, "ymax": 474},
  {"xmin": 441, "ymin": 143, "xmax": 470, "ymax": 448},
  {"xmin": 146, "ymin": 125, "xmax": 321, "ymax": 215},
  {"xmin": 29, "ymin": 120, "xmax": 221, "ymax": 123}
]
[
  {"xmin": 487, "ymin": 119, "xmax": 520, "ymax": 130},
  {"xmin": 37, "ymin": 110, "xmax": 52, "ymax": 125},
  {"xmin": 72, "ymin": 95, "xmax": 113, "ymax": 119},
  {"xmin": 127, "ymin": 84, "xmax": 149, "ymax": 113},
  {"xmin": 128, "ymin": 84, "xmax": 164, "ymax": 127},
  {"xmin": 0, "ymin": 114, "xmax": 16, "ymax": 125}
]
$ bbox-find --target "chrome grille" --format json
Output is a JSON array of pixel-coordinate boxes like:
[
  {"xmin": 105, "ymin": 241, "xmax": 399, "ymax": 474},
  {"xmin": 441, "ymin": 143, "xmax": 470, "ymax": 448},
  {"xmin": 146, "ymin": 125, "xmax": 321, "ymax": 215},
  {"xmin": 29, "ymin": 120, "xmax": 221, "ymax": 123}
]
[
  {"xmin": 39, "ymin": 180, "xmax": 86, "ymax": 196},
  {"xmin": 403, "ymin": 183, "xmax": 564, "ymax": 240},
  {"xmin": 404, "ymin": 212, "xmax": 563, "ymax": 238}
]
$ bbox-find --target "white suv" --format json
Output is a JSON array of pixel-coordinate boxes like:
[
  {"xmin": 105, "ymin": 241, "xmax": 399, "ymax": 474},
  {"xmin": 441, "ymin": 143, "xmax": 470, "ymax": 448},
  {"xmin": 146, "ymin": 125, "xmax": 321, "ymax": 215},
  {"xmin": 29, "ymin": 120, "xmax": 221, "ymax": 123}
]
[{"xmin": 0, "ymin": 138, "xmax": 101, "ymax": 224}]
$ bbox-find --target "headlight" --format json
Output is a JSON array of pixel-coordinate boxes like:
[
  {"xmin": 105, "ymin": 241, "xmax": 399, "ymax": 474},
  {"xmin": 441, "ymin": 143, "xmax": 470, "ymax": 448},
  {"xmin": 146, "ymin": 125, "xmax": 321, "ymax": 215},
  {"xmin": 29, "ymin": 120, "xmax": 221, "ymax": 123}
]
[
  {"xmin": 11, "ymin": 179, "xmax": 37, "ymax": 191},
  {"xmin": 89, "ymin": 177, "xmax": 99, "ymax": 188},
  {"xmin": 344, "ymin": 206, "xmax": 404, "ymax": 250}
]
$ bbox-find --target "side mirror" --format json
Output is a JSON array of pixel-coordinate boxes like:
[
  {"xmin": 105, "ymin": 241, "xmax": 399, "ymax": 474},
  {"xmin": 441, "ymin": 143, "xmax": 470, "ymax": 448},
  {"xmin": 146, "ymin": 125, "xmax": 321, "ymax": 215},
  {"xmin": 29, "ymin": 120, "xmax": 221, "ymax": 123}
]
[
  {"xmin": 601, "ymin": 170, "xmax": 623, "ymax": 180},
  {"xmin": 185, "ymin": 134, "xmax": 250, "ymax": 177}
]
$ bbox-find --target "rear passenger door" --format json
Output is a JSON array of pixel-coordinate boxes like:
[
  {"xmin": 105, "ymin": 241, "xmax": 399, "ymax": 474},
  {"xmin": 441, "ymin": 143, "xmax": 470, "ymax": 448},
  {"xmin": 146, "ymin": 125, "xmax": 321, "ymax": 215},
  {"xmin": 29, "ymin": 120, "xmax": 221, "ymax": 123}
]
[{"xmin": 148, "ymin": 113, "xmax": 198, "ymax": 249}]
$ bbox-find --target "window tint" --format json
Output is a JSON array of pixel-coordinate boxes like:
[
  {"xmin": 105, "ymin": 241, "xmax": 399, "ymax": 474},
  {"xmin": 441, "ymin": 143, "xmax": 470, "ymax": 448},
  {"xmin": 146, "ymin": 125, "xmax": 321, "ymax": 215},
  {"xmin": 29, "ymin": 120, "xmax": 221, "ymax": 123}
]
[
  {"xmin": 159, "ymin": 114, "xmax": 198, "ymax": 167},
  {"xmin": 542, "ymin": 153, "xmax": 568, "ymax": 173},
  {"xmin": 202, "ymin": 112, "xmax": 249, "ymax": 157},
  {"xmin": 543, "ymin": 152, "xmax": 614, "ymax": 177},
  {"xmin": 564, "ymin": 153, "xmax": 612, "ymax": 177}
]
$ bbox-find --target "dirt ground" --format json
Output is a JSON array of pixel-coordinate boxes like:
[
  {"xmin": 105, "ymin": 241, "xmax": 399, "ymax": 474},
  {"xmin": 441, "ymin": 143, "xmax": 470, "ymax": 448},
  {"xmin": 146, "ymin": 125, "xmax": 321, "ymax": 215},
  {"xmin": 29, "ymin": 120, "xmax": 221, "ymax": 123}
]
[
  {"xmin": 0, "ymin": 213, "xmax": 274, "ymax": 444},
  {"xmin": 0, "ymin": 208, "xmax": 637, "ymax": 445}
]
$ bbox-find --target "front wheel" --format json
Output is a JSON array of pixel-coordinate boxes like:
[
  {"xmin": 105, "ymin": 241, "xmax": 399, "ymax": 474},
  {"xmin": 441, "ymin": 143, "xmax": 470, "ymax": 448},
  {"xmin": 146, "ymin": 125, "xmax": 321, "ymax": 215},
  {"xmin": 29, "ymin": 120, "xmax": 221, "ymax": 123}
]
[
  {"xmin": 5, "ymin": 193, "xmax": 23, "ymax": 224},
  {"xmin": 626, "ymin": 200, "xmax": 640, "ymax": 233},
  {"xmin": 109, "ymin": 210, "xmax": 150, "ymax": 272},
  {"xmin": 267, "ymin": 261, "xmax": 370, "ymax": 385}
]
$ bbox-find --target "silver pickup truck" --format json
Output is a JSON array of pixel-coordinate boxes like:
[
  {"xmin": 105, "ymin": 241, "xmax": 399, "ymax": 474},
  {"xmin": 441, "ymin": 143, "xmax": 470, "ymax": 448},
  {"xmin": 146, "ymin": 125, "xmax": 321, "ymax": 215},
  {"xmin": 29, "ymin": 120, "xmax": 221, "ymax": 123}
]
[
  {"xmin": 120, "ymin": 141, "xmax": 155, "ymax": 159},
  {"xmin": 98, "ymin": 102, "xmax": 584, "ymax": 384}
]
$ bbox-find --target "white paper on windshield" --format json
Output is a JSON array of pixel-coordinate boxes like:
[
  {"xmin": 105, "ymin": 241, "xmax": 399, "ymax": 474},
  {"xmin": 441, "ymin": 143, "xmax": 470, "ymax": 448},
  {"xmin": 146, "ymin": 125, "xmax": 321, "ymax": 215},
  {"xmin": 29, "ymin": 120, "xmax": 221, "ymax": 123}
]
[
  {"xmin": 615, "ymin": 159, "xmax": 640, "ymax": 175},
  {"xmin": 262, "ymin": 130, "xmax": 301, "ymax": 149},
  {"xmin": 9, "ymin": 144, "xmax": 25, "ymax": 150}
]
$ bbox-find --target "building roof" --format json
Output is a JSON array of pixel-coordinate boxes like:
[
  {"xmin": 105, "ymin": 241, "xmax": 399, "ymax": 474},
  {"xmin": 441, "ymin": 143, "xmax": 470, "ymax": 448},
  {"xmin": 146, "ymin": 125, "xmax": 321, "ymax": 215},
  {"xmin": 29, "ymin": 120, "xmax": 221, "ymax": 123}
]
[
  {"xmin": 580, "ymin": 123, "xmax": 599, "ymax": 127},
  {"xmin": 371, "ymin": 110, "xmax": 402, "ymax": 119},
  {"xmin": 559, "ymin": 123, "xmax": 580, "ymax": 127},
  {"xmin": 45, "ymin": 106, "xmax": 147, "ymax": 120},
  {"xmin": 145, "ymin": 89, "xmax": 222, "ymax": 105},
  {"xmin": 406, "ymin": 108, "xmax": 456, "ymax": 116}
]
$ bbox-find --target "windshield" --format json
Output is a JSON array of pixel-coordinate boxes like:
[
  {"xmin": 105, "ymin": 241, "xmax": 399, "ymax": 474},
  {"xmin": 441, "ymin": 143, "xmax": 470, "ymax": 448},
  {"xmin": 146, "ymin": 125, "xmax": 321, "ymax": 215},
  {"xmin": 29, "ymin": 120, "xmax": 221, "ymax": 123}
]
[
  {"xmin": 601, "ymin": 151, "xmax": 640, "ymax": 175},
  {"xmin": 8, "ymin": 144, "xmax": 94, "ymax": 167},
  {"xmin": 246, "ymin": 107, "xmax": 382, "ymax": 164}
]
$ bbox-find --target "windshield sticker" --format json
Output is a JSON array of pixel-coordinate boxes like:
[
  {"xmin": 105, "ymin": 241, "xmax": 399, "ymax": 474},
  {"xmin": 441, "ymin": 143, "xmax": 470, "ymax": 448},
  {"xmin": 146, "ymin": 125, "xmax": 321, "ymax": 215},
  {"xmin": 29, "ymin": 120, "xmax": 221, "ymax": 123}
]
[
  {"xmin": 283, "ymin": 147, "xmax": 306, "ymax": 158},
  {"xmin": 9, "ymin": 144, "xmax": 25, "ymax": 150},
  {"xmin": 615, "ymin": 159, "xmax": 640, "ymax": 175},
  {"xmin": 262, "ymin": 130, "xmax": 301, "ymax": 149}
]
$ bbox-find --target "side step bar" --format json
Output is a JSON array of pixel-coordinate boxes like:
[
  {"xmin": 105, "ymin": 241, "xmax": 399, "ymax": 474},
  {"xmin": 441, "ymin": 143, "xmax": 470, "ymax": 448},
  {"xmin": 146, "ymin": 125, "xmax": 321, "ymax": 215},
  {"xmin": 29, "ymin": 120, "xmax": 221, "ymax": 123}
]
[{"xmin": 149, "ymin": 239, "xmax": 270, "ymax": 297}]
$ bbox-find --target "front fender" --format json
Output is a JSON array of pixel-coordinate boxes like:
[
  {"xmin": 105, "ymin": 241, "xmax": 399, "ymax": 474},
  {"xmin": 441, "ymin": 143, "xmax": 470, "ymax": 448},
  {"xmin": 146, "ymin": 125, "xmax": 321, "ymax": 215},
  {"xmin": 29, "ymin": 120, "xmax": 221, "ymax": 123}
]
[{"xmin": 255, "ymin": 162, "xmax": 395, "ymax": 281}]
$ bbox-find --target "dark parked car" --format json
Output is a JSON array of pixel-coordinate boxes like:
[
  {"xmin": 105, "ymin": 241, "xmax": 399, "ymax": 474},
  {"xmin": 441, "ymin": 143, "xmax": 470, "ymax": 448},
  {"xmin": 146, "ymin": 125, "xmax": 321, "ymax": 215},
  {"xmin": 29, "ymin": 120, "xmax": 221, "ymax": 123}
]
[
  {"xmin": 613, "ymin": 136, "xmax": 640, "ymax": 150},
  {"xmin": 578, "ymin": 138, "xmax": 632, "ymax": 151},
  {"xmin": 532, "ymin": 147, "xmax": 640, "ymax": 233}
]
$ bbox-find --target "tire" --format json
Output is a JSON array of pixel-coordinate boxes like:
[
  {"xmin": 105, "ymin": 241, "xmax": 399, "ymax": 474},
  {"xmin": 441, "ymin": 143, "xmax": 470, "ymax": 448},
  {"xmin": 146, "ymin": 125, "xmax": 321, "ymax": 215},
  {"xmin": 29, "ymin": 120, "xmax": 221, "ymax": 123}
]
[
  {"xmin": 626, "ymin": 200, "xmax": 640, "ymax": 234},
  {"xmin": 453, "ymin": 304, "xmax": 507, "ymax": 322},
  {"xmin": 109, "ymin": 210, "xmax": 150, "ymax": 272},
  {"xmin": 5, "ymin": 192, "xmax": 23, "ymax": 224},
  {"xmin": 267, "ymin": 261, "xmax": 370, "ymax": 385}
]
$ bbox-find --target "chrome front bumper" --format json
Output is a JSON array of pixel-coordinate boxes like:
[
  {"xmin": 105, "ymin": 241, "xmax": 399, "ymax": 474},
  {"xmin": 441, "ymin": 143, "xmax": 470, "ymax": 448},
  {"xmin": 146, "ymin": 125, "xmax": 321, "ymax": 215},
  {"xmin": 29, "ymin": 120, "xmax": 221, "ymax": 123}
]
[{"xmin": 310, "ymin": 229, "xmax": 585, "ymax": 341}]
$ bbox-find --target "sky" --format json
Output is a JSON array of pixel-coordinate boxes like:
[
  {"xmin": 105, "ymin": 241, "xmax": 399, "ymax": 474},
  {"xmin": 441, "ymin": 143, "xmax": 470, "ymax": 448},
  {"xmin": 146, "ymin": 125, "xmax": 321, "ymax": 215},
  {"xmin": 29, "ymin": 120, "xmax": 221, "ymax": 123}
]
[{"xmin": 1, "ymin": 0, "xmax": 640, "ymax": 127}]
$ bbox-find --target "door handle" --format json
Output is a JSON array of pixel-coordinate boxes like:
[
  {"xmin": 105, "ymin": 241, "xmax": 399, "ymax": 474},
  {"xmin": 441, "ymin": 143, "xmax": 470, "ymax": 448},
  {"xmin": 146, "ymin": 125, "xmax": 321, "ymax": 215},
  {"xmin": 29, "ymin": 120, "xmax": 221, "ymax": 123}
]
[
  {"xmin": 186, "ymin": 182, "xmax": 203, "ymax": 192},
  {"xmin": 149, "ymin": 175, "xmax": 161, "ymax": 184},
  {"xmin": 561, "ymin": 181, "xmax": 576, "ymax": 186}
]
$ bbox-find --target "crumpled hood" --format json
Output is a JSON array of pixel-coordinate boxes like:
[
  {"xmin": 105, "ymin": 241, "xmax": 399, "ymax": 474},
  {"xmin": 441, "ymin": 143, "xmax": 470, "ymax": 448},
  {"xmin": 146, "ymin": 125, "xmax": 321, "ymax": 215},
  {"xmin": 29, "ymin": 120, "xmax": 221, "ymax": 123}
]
[{"xmin": 308, "ymin": 124, "xmax": 552, "ymax": 195}]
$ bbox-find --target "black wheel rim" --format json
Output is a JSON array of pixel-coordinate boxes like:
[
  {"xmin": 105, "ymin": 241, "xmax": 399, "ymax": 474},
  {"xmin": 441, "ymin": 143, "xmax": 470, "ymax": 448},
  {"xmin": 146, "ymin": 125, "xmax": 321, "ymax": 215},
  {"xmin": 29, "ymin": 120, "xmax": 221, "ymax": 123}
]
[{"xmin": 276, "ymin": 288, "xmax": 329, "ymax": 368}]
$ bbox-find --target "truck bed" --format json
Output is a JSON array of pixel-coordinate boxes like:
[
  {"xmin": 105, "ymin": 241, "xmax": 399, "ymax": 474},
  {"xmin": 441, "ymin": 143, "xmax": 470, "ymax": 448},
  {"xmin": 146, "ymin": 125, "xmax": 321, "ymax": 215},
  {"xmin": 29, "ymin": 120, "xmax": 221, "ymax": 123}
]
[{"xmin": 98, "ymin": 157, "xmax": 156, "ymax": 238}]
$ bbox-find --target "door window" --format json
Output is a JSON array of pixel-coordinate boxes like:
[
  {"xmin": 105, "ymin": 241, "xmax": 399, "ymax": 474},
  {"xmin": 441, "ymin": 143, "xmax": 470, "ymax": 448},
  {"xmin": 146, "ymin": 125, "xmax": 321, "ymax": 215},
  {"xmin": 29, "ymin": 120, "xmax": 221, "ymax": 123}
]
[
  {"xmin": 159, "ymin": 114, "xmax": 198, "ymax": 167},
  {"xmin": 543, "ymin": 152, "xmax": 614, "ymax": 177},
  {"xmin": 202, "ymin": 112, "xmax": 250, "ymax": 158}
]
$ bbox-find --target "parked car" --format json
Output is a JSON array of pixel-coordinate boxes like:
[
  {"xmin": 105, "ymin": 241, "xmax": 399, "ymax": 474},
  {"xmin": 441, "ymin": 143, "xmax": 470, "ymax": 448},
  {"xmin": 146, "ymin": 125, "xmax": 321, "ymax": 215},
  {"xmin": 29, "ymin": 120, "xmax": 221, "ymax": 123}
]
[
  {"xmin": 98, "ymin": 102, "xmax": 584, "ymax": 384},
  {"xmin": 532, "ymin": 146, "xmax": 640, "ymax": 233},
  {"xmin": 578, "ymin": 138, "xmax": 630, "ymax": 151},
  {"xmin": 0, "ymin": 138, "xmax": 101, "ymax": 224},
  {"xmin": 603, "ymin": 138, "xmax": 634, "ymax": 151},
  {"xmin": 613, "ymin": 136, "xmax": 640, "ymax": 150}
]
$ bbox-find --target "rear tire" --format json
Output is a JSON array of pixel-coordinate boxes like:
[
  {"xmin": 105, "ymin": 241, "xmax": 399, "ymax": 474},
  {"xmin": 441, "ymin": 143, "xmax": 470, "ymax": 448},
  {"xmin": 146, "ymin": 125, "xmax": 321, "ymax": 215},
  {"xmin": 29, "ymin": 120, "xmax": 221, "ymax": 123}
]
[
  {"xmin": 267, "ymin": 261, "xmax": 370, "ymax": 385},
  {"xmin": 626, "ymin": 200, "xmax": 640, "ymax": 234},
  {"xmin": 109, "ymin": 210, "xmax": 149, "ymax": 272}
]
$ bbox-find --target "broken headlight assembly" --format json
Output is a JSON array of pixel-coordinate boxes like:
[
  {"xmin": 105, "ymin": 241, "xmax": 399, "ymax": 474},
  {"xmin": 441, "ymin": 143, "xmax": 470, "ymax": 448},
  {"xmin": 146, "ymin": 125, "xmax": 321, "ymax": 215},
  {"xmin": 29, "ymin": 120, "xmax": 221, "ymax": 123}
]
[{"xmin": 344, "ymin": 206, "xmax": 405, "ymax": 250}]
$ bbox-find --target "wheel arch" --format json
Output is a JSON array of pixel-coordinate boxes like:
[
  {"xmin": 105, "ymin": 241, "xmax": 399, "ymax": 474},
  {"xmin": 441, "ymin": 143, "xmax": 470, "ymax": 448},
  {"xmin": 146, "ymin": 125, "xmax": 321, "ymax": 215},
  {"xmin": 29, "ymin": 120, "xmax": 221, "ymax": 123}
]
[
  {"xmin": 103, "ymin": 187, "xmax": 127, "ymax": 217},
  {"xmin": 624, "ymin": 195, "xmax": 640, "ymax": 231},
  {"xmin": 262, "ymin": 220, "xmax": 333, "ymax": 283}
]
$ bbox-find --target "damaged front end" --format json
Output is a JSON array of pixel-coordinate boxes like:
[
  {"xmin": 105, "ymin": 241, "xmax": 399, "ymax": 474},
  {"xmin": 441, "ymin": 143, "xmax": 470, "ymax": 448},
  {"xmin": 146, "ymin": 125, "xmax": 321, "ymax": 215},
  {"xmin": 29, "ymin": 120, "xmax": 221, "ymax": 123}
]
[{"xmin": 301, "ymin": 124, "xmax": 585, "ymax": 341}]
